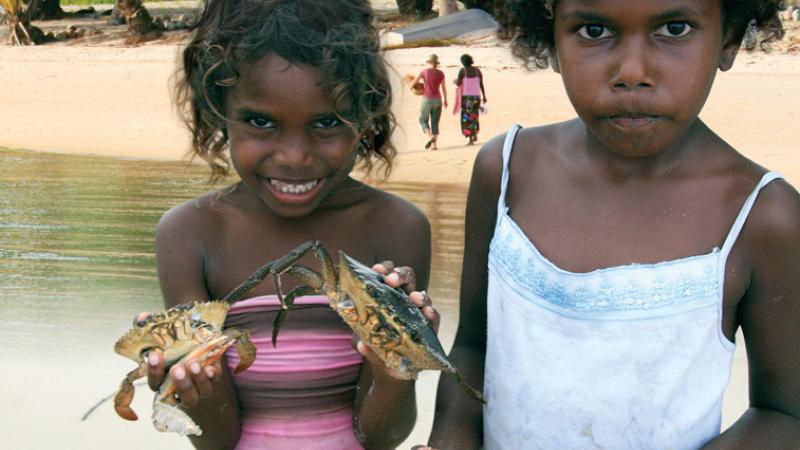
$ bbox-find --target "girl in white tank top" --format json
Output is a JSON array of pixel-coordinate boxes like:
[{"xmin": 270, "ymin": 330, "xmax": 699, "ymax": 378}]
[{"xmin": 421, "ymin": 1, "xmax": 800, "ymax": 449}]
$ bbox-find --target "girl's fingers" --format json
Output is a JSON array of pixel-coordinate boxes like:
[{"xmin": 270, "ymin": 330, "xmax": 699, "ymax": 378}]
[
  {"xmin": 410, "ymin": 291, "xmax": 439, "ymax": 332},
  {"xmin": 409, "ymin": 290, "xmax": 432, "ymax": 307},
  {"xmin": 170, "ymin": 364, "xmax": 200, "ymax": 408},
  {"xmin": 146, "ymin": 348, "xmax": 165, "ymax": 391},
  {"xmin": 204, "ymin": 363, "xmax": 223, "ymax": 383},
  {"xmin": 187, "ymin": 361, "xmax": 213, "ymax": 399},
  {"xmin": 372, "ymin": 261, "xmax": 417, "ymax": 293},
  {"xmin": 392, "ymin": 266, "xmax": 417, "ymax": 292},
  {"xmin": 374, "ymin": 260, "xmax": 395, "ymax": 273}
]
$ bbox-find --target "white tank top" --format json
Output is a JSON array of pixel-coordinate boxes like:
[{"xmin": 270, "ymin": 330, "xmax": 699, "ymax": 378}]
[{"xmin": 483, "ymin": 124, "xmax": 782, "ymax": 449}]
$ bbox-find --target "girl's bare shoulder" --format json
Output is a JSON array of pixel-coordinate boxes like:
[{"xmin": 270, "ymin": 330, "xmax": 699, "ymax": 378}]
[
  {"xmin": 743, "ymin": 175, "xmax": 800, "ymax": 247},
  {"xmin": 360, "ymin": 184, "xmax": 430, "ymax": 233},
  {"xmin": 156, "ymin": 187, "xmax": 241, "ymax": 238},
  {"xmin": 473, "ymin": 121, "xmax": 571, "ymax": 184}
]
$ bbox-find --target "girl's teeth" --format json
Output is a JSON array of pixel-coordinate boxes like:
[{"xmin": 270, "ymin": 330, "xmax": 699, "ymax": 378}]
[{"xmin": 269, "ymin": 179, "xmax": 318, "ymax": 194}]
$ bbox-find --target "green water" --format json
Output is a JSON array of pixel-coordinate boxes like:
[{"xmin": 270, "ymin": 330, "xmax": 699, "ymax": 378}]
[{"xmin": 0, "ymin": 147, "xmax": 467, "ymax": 449}]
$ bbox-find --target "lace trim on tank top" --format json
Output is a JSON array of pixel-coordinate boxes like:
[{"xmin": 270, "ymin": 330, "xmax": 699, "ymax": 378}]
[
  {"xmin": 490, "ymin": 224, "xmax": 720, "ymax": 312},
  {"xmin": 491, "ymin": 124, "xmax": 783, "ymax": 315}
]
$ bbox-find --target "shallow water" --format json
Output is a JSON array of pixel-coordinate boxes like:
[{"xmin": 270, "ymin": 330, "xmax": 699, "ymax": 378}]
[
  {"xmin": 0, "ymin": 147, "xmax": 466, "ymax": 449},
  {"xmin": 0, "ymin": 147, "xmax": 748, "ymax": 449}
]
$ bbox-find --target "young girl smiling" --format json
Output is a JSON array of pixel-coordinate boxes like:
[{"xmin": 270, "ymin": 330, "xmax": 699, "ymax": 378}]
[{"xmin": 142, "ymin": 1, "xmax": 435, "ymax": 448}]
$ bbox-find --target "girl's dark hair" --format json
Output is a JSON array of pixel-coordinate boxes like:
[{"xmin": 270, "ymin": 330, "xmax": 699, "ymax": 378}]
[
  {"xmin": 460, "ymin": 53, "xmax": 474, "ymax": 67},
  {"xmin": 175, "ymin": 0, "xmax": 396, "ymax": 179},
  {"xmin": 498, "ymin": 0, "xmax": 786, "ymax": 70}
]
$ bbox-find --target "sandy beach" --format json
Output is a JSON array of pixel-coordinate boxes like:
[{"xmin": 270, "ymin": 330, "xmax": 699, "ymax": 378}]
[
  {"xmin": 3, "ymin": 37, "xmax": 800, "ymax": 185},
  {"xmin": 2, "ymin": 3, "xmax": 800, "ymax": 449}
]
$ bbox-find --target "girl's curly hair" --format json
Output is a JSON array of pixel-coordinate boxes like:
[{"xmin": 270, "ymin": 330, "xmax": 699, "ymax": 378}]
[
  {"xmin": 175, "ymin": 0, "xmax": 396, "ymax": 179},
  {"xmin": 498, "ymin": 0, "xmax": 786, "ymax": 70}
]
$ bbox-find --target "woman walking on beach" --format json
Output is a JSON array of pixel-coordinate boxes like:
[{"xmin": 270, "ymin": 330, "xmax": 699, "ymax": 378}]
[
  {"xmin": 454, "ymin": 53, "xmax": 487, "ymax": 145},
  {"xmin": 138, "ymin": 1, "xmax": 437, "ymax": 449},
  {"xmin": 411, "ymin": 53, "xmax": 448, "ymax": 150}
]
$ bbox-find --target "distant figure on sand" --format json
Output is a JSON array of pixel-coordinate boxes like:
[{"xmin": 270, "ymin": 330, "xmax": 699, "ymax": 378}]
[
  {"xmin": 411, "ymin": 53, "xmax": 448, "ymax": 150},
  {"xmin": 454, "ymin": 54, "xmax": 487, "ymax": 145}
]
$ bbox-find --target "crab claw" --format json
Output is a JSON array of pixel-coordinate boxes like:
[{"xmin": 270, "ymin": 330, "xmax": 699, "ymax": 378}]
[
  {"xmin": 229, "ymin": 330, "xmax": 256, "ymax": 374},
  {"xmin": 114, "ymin": 378, "xmax": 139, "ymax": 421}
]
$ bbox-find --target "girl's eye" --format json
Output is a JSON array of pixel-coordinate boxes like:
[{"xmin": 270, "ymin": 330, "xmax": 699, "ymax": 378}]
[
  {"xmin": 656, "ymin": 22, "xmax": 693, "ymax": 38},
  {"xmin": 247, "ymin": 117, "xmax": 275, "ymax": 129},
  {"xmin": 313, "ymin": 116, "xmax": 341, "ymax": 129},
  {"xmin": 577, "ymin": 24, "xmax": 612, "ymax": 40}
]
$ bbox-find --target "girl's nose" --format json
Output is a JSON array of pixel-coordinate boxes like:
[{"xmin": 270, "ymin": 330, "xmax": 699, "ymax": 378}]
[
  {"xmin": 610, "ymin": 36, "xmax": 654, "ymax": 91},
  {"xmin": 272, "ymin": 132, "xmax": 315, "ymax": 169}
]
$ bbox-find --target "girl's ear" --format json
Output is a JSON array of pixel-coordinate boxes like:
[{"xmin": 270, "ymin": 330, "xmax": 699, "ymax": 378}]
[
  {"xmin": 718, "ymin": 31, "xmax": 739, "ymax": 72},
  {"xmin": 549, "ymin": 47, "xmax": 561, "ymax": 73}
]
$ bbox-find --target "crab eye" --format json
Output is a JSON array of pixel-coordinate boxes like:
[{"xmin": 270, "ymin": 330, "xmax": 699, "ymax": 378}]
[{"xmin": 134, "ymin": 314, "xmax": 153, "ymax": 328}]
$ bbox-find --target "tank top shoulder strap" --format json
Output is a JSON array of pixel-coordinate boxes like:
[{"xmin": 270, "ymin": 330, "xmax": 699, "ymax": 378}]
[
  {"xmin": 720, "ymin": 171, "xmax": 784, "ymax": 256},
  {"xmin": 497, "ymin": 124, "xmax": 523, "ymax": 219}
]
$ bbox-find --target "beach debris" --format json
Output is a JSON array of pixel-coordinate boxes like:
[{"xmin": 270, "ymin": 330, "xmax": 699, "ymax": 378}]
[
  {"xmin": 112, "ymin": 299, "xmax": 258, "ymax": 435},
  {"xmin": 115, "ymin": 0, "xmax": 158, "ymax": 36},
  {"xmin": 1, "ymin": 0, "xmax": 44, "ymax": 45},
  {"xmin": 381, "ymin": 9, "xmax": 497, "ymax": 48},
  {"xmin": 244, "ymin": 240, "xmax": 485, "ymax": 403}
]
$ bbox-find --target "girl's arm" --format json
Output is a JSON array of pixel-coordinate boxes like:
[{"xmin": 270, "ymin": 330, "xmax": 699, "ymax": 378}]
[
  {"xmin": 478, "ymin": 68, "xmax": 487, "ymax": 102},
  {"xmin": 455, "ymin": 67, "xmax": 464, "ymax": 86},
  {"xmin": 428, "ymin": 137, "xmax": 504, "ymax": 448},
  {"xmin": 704, "ymin": 181, "xmax": 800, "ymax": 448},
  {"xmin": 353, "ymin": 199, "xmax": 432, "ymax": 449},
  {"xmin": 440, "ymin": 74, "xmax": 448, "ymax": 108},
  {"xmin": 154, "ymin": 202, "xmax": 243, "ymax": 450}
]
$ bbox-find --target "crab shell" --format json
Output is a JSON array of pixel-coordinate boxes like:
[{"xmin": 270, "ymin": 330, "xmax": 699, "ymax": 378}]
[
  {"xmin": 335, "ymin": 251, "xmax": 453, "ymax": 380},
  {"xmin": 114, "ymin": 301, "xmax": 230, "ymax": 365}
]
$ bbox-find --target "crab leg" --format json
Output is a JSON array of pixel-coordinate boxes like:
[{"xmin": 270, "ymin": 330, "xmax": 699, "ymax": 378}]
[
  {"xmin": 449, "ymin": 370, "xmax": 487, "ymax": 404},
  {"xmin": 271, "ymin": 284, "xmax": 318, "ymax": 347},
  {"xmin": 223, "ymin": 328, "xmax": 257, "ymax": 373},
  {"xmin": 221, "ymin": 240, "xmax": 321, "ymax": 304},
  {"xmin": 114, "ymin": 363, "xmax": 148, "ymax": 421}
]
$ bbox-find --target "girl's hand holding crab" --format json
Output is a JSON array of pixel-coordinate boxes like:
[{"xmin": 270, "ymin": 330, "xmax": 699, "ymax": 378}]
[
  {"xmin": 134, "ymin": 311, "xmax": 225, "ymax": 409},
  {"xmin": 355, "ymin": 261, "xmax": 439, "ymax": 380}
]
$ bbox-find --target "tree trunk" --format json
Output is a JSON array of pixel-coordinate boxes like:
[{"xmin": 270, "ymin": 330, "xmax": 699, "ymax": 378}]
[
  {"xmin": 2, "ymin": 0, "xmax": 45, "ymax": 45},
  {"xmin": 396, "ymin": 0, "xmax": 433, "ymax": 16},
  {"xmin": 438, "ymin": 0, "xmax": 457, "ymax": 16},
  {"xmin": 461, "ymin": 0, "xmax": 494, "ymax": 11},
  {"xmin": 115, "ymin": 0, "xmax": 156, "ymax": 35},
  {"xmin": 31, "ymin": 0, "xmax": 61, "ymax": 20}
]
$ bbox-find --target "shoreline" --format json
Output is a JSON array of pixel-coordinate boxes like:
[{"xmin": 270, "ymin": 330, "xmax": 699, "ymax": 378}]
[{"xmin": 2, "ymin": 44, "xmax": 799, "ymax": 186}]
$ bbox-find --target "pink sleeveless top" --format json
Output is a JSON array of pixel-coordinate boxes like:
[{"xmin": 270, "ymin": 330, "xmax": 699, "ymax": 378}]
[
  {"xmin": 224, "ymin": 295, "xmax": 364, "ymax": 450},
  {"xmin": 461, "ymin": 74, "xmax": 482, "ymax": 97},
  {"xmin": 420, "ymin": 68, "xmax": 444, "ymax": 99}
]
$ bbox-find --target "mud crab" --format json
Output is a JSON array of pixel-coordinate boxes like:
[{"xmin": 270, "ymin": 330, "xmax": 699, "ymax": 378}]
[
  {"xmin": 235, "ymin": 240, "xmax": 485, "ymax": 403},
  {"xmin": 113, "ymin": 301, "xmax": 255, "ymax": 435}
]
